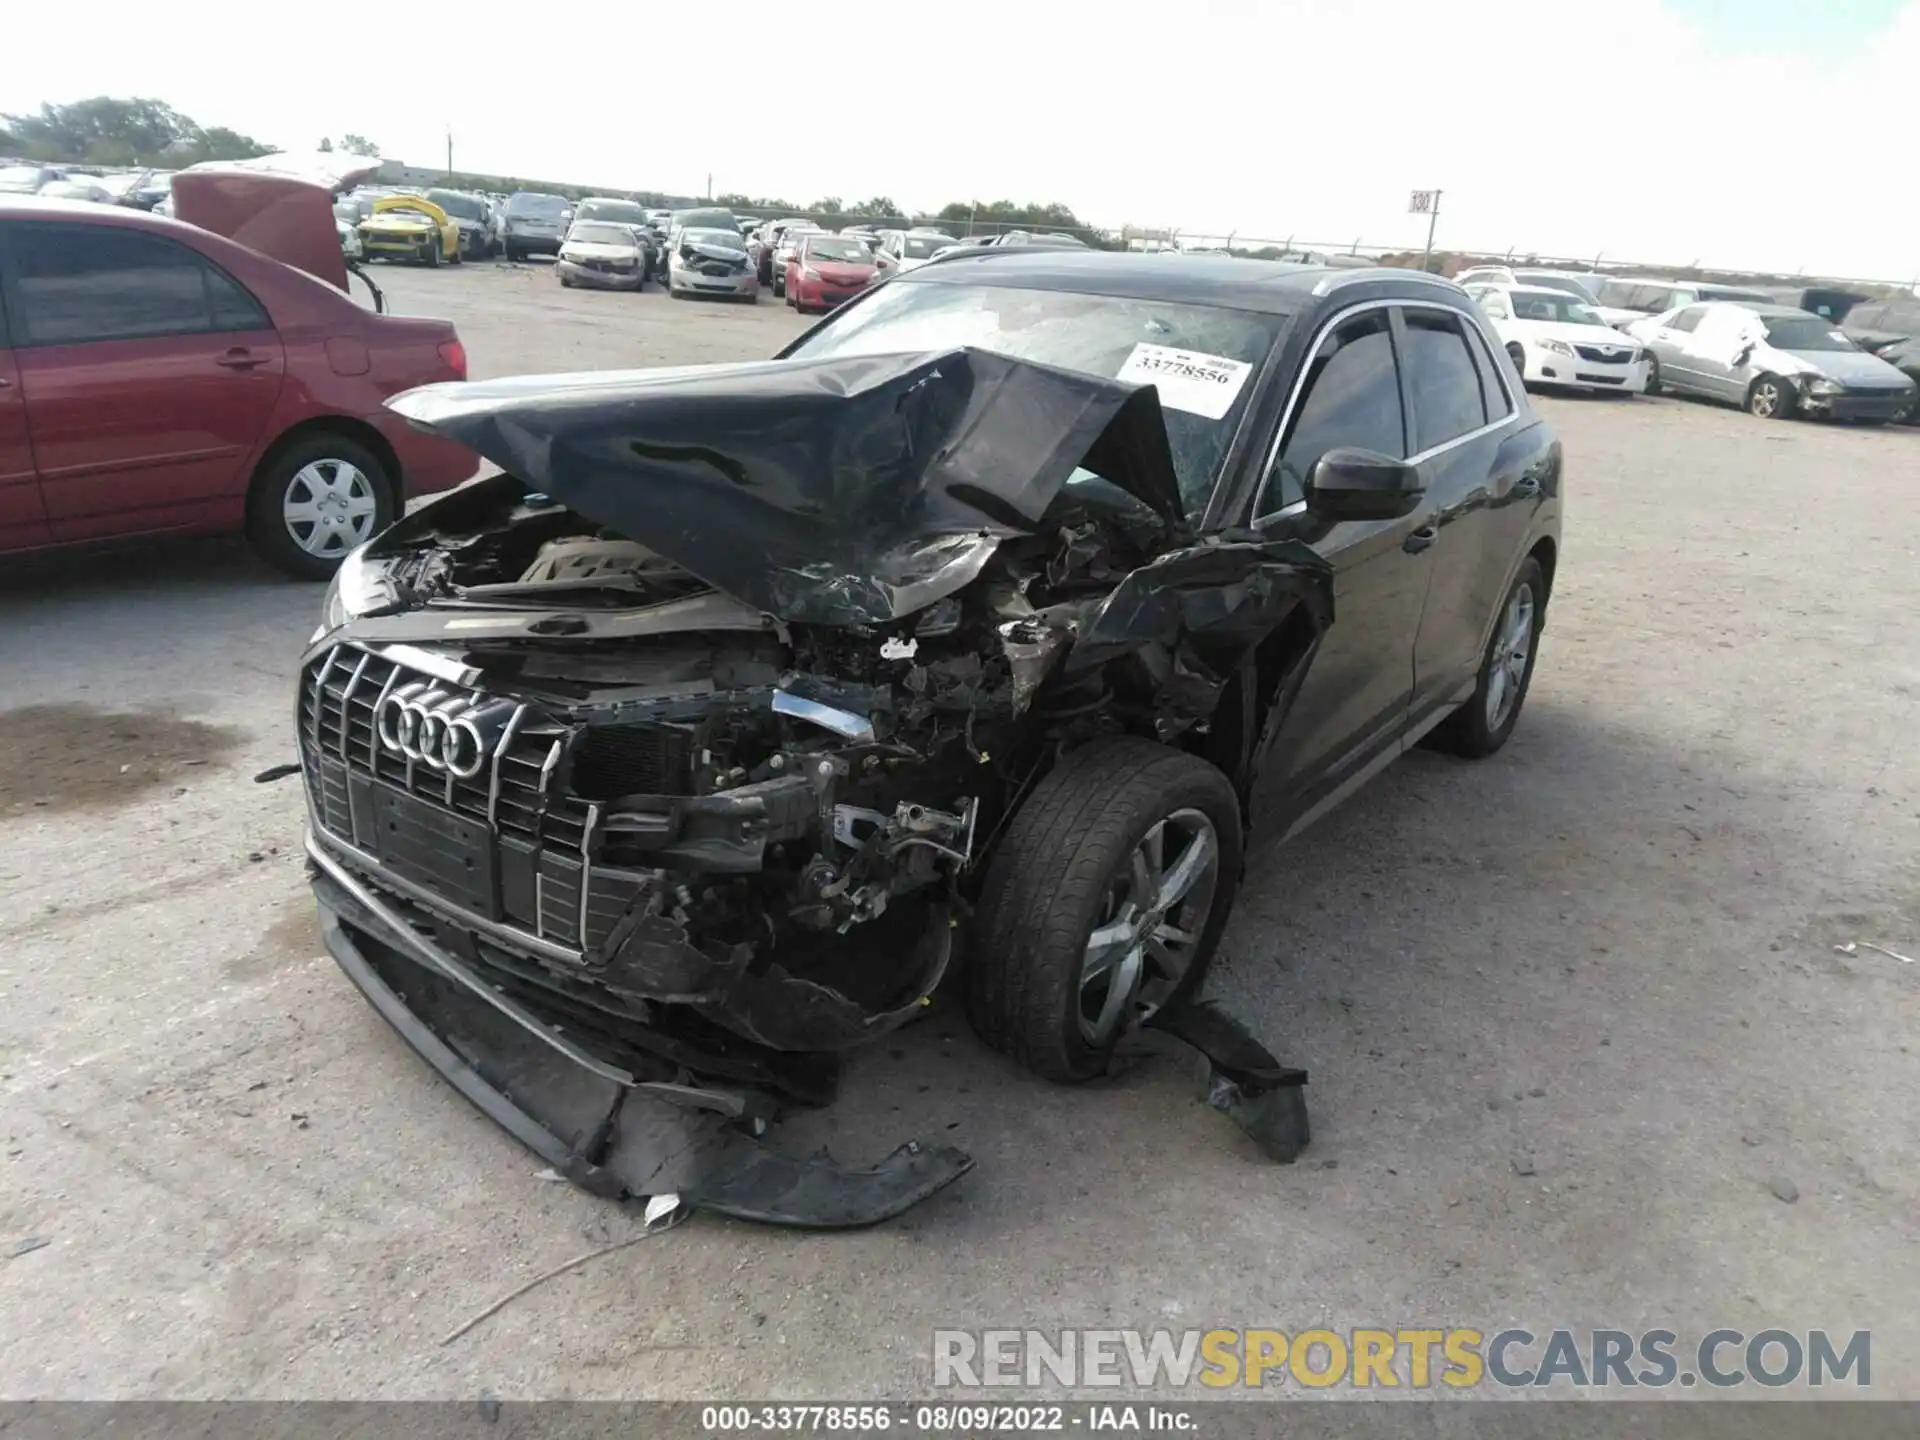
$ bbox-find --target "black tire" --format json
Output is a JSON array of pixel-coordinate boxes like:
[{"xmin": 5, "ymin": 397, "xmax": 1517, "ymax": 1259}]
[
  {"xmin": 968, "ymin": 738, "xmax": 1243, "ymax": 1083},
  {"xmin": 1506, "ymin": 342, "xmax": 1526, "ymax": 377},
  {"xmin": 1642, "ymin": 355, "xmax": 1662, "ymax": 395},
  {"xmin": 1431, "ymin": 555, "xmax": 1546, "ymax": 758},
  {"xmin": 1747, "ymin": 374, "xmax": 1795, "ymax": 420},
  {"xmin": 424, "ymin": 242, "xmax": 441, "ymax": 269},
  {"xmin": 245, "ymin": 432, "xmax": 395, "ymax": 581},
  {"xmin": 504, "ymin": 241, "xmax": 520, "ymax": 262}
]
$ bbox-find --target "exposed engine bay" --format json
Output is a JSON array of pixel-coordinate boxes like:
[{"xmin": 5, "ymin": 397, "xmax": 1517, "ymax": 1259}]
[{"xmin": 297, "ymin": 347, "xmax": 1331, "ymax": 1225}]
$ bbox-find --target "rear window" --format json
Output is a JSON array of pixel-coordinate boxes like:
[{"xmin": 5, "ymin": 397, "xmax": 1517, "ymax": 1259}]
[
  {"xmin": 674, "ymin": 208, "xmax": 736, "ymax": 231},
  {"xmin": 577, "ymin": 198, "xmax": 647, "ymax": 224},
  {"xmin": 506, "ymin": 193, "xmax": 569, "ymax": 219},
  {"xmin": 426, "ymin": 190, "xmax": 485, "ymax": 220},
  {"xmin": 1847, "ymin": 300, "xmax": 1920, "ymax": 338}
]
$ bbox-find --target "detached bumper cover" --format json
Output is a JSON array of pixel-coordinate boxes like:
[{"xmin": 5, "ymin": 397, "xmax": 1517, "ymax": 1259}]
[{"xmin": 311, "ymin": 837, "xmax": 973, "ymax": 1227}]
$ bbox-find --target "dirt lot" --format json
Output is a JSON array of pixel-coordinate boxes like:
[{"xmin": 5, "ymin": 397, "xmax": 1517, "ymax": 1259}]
[{"xmin": 2, "ymin": 259, "xmax": 1917, "ymax": 1400}]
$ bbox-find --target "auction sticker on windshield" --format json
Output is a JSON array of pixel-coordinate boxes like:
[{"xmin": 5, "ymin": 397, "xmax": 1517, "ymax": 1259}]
[{"xmin": 1116, "ymin": 343, "xmax": 1254, "ymax": 420}]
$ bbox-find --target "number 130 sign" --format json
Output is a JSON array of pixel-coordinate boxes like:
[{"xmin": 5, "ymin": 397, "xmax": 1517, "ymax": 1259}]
[{"xmin": 1408, "ymin": 190, "xmax": 1440, "ymax": 214}]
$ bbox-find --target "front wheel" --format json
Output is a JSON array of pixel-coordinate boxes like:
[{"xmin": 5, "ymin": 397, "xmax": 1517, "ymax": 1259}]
[
  {"xmin": 1431, "ymin": 555, "xmax": 1545, "ymax": 758},
  {"xmin": 1506, "ymin": 341, "xmax": 1526, "ymax": 377},
  {"xmin": 1748, "ymin": 375, "xmax": 1795, "ymax": 420},
  {"xmin": 246, "ymin": 433, "xmax": 394, "ymax": 580},
  {"xmin": 1642, "ymin": 355, "xmax": 1662, "ymax": 395},
  {"xmin": 968, "ymin": 739, "xmax": 1242, "ymax": 1082}
]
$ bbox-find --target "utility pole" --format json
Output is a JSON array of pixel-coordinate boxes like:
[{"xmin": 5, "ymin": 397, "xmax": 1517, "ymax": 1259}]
[
  {"xmin": 706, "ymin": 172, "xmax": 712, "ymax": 201},
  {"xmin": 445, "ymin": 125, "xmax": 453, "ymax": 178}
]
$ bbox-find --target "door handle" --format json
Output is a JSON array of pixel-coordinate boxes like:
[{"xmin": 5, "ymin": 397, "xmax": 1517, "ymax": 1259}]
[
  {"xmin": 215, "ymin": 349, "xmax": 267, "ymax": 370},
  {"xmin": 1402, "ymin": 525, "xmax": 1439, "ymax": 554}
]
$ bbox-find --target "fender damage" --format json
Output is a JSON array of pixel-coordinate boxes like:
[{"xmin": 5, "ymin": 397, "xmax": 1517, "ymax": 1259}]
[{"xmin": 302, "ymin": 347, "xmax": 1332, "ymax": 1224}]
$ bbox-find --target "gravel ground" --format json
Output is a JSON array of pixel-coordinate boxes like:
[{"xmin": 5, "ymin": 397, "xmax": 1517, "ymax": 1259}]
[{"xmin": 1, "ymin": 258, "xmax": 1916, "ymax": 1399}]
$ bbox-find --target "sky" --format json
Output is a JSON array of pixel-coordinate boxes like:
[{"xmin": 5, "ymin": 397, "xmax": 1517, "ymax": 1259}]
[{"xmin": 4, "ymin": 0, "xmax": 1917, "ymax": 281}]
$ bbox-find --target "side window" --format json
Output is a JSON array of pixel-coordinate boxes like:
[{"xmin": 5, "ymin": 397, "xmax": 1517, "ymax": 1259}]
[
  {"xmin": 1262, "ymin": 311, "xmax": 1404, "ymax": 514},
  {"xmin": 1477, "ymin": 291, "xmax": 1512, "ymax": 320},
  {"xmin": 1667, "ymin": 307, "xmax": 1704, "ymax": 333},
  {"xmin": 1401, "ymin": 310, "xmax": 1489, "ymax": 451},
  {"xmin": 7, "ymin": 223, "xmax": 265, "ymax": 346},
  {"xmin": 1461, "ymin": 318, "xmax": 1513, "ymax": 418}
]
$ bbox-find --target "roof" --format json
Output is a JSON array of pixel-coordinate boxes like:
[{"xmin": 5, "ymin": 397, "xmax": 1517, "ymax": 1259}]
[
  {"xmin": 1495, "ymin": 284, "xmax": 1592, "ymax": 299},
  {"xmin": 903, "ymin": 249, "xmax": 1458, "ymax": 315}
]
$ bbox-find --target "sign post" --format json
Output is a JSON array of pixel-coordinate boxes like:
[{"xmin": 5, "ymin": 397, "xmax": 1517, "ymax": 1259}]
[{"xmin": 1409, "ymin": 189, "xmax": 1442, "ymax": 272}]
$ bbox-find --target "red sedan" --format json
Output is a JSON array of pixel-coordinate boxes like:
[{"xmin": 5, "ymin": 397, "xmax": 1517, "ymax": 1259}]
[
  {"xmin": 0, "ymin": 192, "xmax": 476, "ymax": 579},
  {"xmin": 784, "ymin": 234, "xmax": 884, "ymax": 315}
]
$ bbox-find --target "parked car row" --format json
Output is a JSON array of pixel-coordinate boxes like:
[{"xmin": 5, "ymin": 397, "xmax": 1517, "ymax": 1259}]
[{"xmin": 1459, "ymin": 266, "xmax": 1918, "ymax": 424}]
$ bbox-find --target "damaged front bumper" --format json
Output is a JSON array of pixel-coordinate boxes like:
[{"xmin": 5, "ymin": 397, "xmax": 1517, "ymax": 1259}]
[
  {"xmin": 310, "ymin": 832, "xmax": 975, "ymax": 1226},
  {"xmin": 558, "ymin": 259, "xmax": 646, "ymax": 289}
]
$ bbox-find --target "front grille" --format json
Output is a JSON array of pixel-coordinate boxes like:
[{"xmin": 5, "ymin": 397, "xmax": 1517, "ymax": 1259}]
[
  {"xmin": 1575, "ymin": 373, "xmax": 1626, "ymax": 385},
  {"xmin": 695, "ymin": 259, "xmax": 745, "ymax": 277},
  {"xmin": 1576, "ymin": 344, "xmax": 1636, "ymax": 364},
  {"xmin": 301, "ymin": 645, "xmax": 657, "ymax": 953}
]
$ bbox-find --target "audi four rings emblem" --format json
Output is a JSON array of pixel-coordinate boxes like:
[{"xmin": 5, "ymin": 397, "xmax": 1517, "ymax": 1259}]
[{"xmin": 376, "ymin": 682, "xmax": 513, "ymax": 779}]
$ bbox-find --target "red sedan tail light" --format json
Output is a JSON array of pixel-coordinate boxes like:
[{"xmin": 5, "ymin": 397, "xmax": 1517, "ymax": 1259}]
[{"xmin": 438, "ymin": 338, "xmax": 468, "ymax": 381}]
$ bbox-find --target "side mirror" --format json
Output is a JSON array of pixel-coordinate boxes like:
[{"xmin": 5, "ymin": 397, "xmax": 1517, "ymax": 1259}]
[{"xmin": 1306, "ymin": 447, "xmax": 1425, "ymax": 521}]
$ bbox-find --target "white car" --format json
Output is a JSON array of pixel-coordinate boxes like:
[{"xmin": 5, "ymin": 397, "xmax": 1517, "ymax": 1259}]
[
  {"xmin": 668, "ymin": 226, "xmax": 758, "ymax": 301},
  {"xmin": 556, "ymin": 220, "xmax": 649, "ymax": 290},
  {"xmin": 878, "ymin": 228, "xmax": 957, "ymax": 273},
  {"xmin": 1454, "ymin": 265, "xmax": 1518, "ymax": 288},
  {"xmin": 1467, "ymin": 283, "xmax": 1649, "ymax": 394}
]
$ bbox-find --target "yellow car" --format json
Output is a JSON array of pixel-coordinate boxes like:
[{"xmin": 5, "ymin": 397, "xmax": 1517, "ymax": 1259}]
[{"xmin": 357, "ymin": 194, "xmax": 461, "ymax": 266}]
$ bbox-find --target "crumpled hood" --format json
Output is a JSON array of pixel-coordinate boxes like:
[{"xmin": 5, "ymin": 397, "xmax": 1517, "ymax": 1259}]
[
  {"xmin": 387, "ymin": 348, "xmax": 1191, "ymax": 626},
  {"xmin": 681, "ymin": 240, "xmax": 747, "ymax": 264},
  {"xmin": 1765, "ymin": 345, "xmax": 1911, "ymax": 386}
]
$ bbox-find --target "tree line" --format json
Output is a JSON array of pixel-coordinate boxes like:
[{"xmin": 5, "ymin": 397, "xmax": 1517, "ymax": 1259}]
[
  {"xmin": 0, "ymin": 97, "xmax": 272, "ymax": 167},
  {"xmin": 3, "ymin": 97, "xmax": 1104, "ymax": 239}
]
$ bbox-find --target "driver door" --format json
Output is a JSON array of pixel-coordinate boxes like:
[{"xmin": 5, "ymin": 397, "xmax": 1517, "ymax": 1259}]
[
  {"xmin": 1685, "ymin": 307, "xmax": 1754, "ymax": 400},
  {"xmin": 1249, "ymin": 308, "xmax": 1435, "ymax": 832}
]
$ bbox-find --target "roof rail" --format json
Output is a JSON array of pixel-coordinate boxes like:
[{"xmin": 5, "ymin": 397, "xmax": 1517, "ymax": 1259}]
[{"xmin": 1311, "ymin": 267, "xmax": 1462, "ymax": 297}]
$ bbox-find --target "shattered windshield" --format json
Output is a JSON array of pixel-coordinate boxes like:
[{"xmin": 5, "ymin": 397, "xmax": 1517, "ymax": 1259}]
[
  {"xmin": 579, "ymin": 199, "xmax": 647, "ymax": 224},
  {"xmin": 568, "ymin": 222, "xmax": 640, "ymax": 246},
  {"xmin": 1762, "ymin": 316, "xmax": 1858, "ymax": 353},
  {"xmin": 785, "ymin": 281, "xmax": 1280, "ymax": 518},
  {"xmin": 685, "ymin": 227, "xmax": 745, "ymax": 251}
]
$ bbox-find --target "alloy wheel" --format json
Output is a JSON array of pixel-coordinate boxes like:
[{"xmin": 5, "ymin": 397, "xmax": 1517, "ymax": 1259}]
[
  {"xmin": 1751, "ymin": 380, "xmax": 1781, "ymax": 418},
  {"xmin": 1075, "ymin": 809, "xmax": 1220, "ymax": 1046},
  {"xmin": 283, "ymin": 459, "xmax": 378, "ymax": 558},
  {"xmin": 1484, "ymin": 581, "xmax": 1535, "ymax": 731}
]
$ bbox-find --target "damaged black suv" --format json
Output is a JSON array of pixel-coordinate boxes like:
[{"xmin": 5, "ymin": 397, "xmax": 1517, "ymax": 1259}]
[{"xmin": 297, "ymin": 252, "xmax": 1561, "ymax": 1225}]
